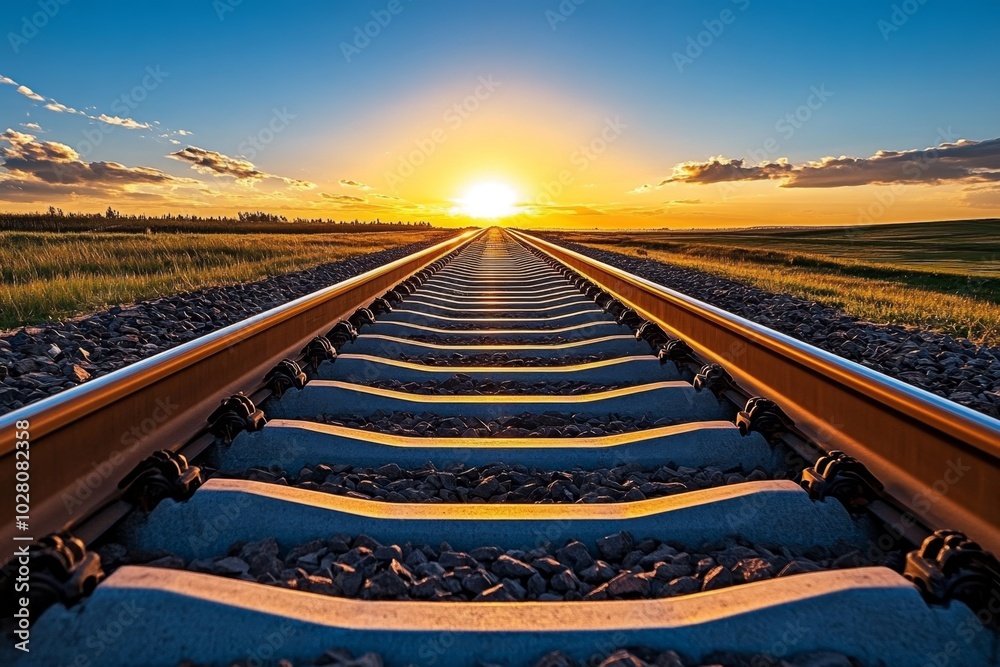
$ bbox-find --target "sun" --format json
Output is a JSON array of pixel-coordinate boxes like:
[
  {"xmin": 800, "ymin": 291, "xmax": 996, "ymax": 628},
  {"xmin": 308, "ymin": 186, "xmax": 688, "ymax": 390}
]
[{"xmin": 455, "ymin": 182, "xmax": 520, "ymax": 219}]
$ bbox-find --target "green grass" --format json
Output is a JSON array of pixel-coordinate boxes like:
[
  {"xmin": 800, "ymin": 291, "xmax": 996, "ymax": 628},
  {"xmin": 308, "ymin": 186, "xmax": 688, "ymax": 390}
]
[
  {"xmin": 0, "ymin": 230, "xmax": 451, "ymax": 330},
  {"xmin": 554, "ymin": 220, "xmax": 1000, "ymax": 345}
]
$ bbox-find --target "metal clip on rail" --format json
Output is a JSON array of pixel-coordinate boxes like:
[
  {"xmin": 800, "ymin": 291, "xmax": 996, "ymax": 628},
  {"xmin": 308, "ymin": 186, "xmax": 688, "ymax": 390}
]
[
  {"xmin": 594, "ymin": 291, "xmax": 615, "ymax": 310},
  {"xmin": 264, "ymin": 359, "xmax": 308, "ymax": 398},
  {"xmin": 392, "ymin": 281, "xmax": 415, "ymax": 297},
  {"xmin": 603, "ymin": 298, "xmax": 626, "ymax": 317},
  {"xmin": 25, "ymin": 533, "xmax": 104, "ymax": 611},
  {"xmin": 118, "ymin": 450, "xmax": 203, "ymax": 511},
  {"xmin": 382, "ymin": 289, "xmax": 405, "ymax": 305},
  {"xmin": 799, "ymin": 451, "xmax": 884, "ymax": 511},
  {"xmin": 904, "ymin": 530, "xmax": 1000, "ymax": 617},
  {"xmin": 348, "ymin": 307, "xmax": 376, "ymax": 331},
  {"xmin": 207, "ymin": 393, "xmax": 266, "ymax": 444},
  {"xmin": 736, "ymin": 397, "xmax": 793, "ymax": 440},
  {"xmin": 368, "ymin": 297, "xmax": 393, "ymax": 315},
  {"xmin": 302, "ymin": 335, "xmax": 337, "ymax": 371},
  {"xmin": 635, "ymin": 320, "xmax": 669, "ymax": 350},
  {"xmin": 692, "ymin": 363, "xmax": 733, "ymax": 394},
  {"xmin": 617, "ymin": 308, "xmax": 644, "ymax": 329},
  {"xmin": 325, "ymin": 321, "xmax": 358, "ymax": 349},
  {"xmin": 658, "ymin": 338, "xmax": 693, "ymax": 365}
]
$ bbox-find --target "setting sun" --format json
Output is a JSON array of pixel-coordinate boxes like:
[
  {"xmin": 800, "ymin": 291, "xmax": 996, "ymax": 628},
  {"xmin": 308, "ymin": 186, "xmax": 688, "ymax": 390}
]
[{"xmin": 454, "ymin": 182, "xmax": 520, "ymax": 219}]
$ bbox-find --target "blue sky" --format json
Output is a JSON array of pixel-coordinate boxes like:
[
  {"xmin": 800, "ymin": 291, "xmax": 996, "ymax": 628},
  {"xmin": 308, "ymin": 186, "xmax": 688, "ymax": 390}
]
[{"xmin": 1, "ymin": 0, "xmax": 999, "ymax": 226}]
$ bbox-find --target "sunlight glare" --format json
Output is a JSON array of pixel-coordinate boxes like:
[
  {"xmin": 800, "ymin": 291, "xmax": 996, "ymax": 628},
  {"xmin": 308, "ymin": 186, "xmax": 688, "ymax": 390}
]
[{"xmin": 455, "ymin": 182, "xmax": 520, "ymax": 219}]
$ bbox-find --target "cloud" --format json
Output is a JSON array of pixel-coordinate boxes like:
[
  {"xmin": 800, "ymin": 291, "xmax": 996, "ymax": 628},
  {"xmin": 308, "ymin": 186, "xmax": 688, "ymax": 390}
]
[
  {"xmin": 177, "ymin": 129, "xmax": 192, "ymax": 136},
  {"xmin": 1, "ymin": 74, "xmax": 159, "ymax": 132},
  {"xmin": 43, "ymin": 101, "xmax": 78, "ymax": 114},
  {"xmin": 97, "ymin": 114, "xmax": 153, "ymax": 130},
  {"xmin": 0, "ymin": 128, "xmax": 200, "ymax": 189},
  {"xmin": 659, "ymin": 157, "xmax": 794, "ymax": 185},
  {"xmin": 169, "ymin": 146, "xmax": 265, "ymax": 181},
  {"xmin": 15, "ymin": 85, "xmax": 45, "ymax": 102},
  {"xmin": 658, "ymin": 137, "xmax": 1000, "ymax": 189},
  {"xmin": 371, "ymin": 193, "xmax": 403, "ymax": 201},
  {"xmin": 169, "ymin": 145, "xmax": 315, "ymax": 189},
  {"xmin": 339, "ymin": 178, "xmax": 372, "ymax": 190},
  {"xmin": 21, "ymin": 122, "xmax": 42, "ymax": 131},
  {"xmin": 786, "ymin": 138, "xmax": 1000, "ymax": 188},
  {"xmin": 323, "ymin": 193, "xmax": 366, "ymax": 203},
  {"xmin": 629, "ymin": 184, "xmax": 653, "ymax": 194}
]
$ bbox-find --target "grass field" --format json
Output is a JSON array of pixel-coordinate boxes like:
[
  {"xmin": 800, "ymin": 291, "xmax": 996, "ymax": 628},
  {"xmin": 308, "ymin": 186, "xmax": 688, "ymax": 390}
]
[
  {"xmin": 0, "ymin": 230, "xmax": 451, "ymax": 330},
  {"xmin": 554, "ymin": 219, "xmax": 1000, "ymax": 345}
]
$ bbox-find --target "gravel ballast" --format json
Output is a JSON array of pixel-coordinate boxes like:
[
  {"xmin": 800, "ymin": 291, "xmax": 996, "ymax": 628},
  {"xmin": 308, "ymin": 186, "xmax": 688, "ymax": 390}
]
[
  {"xmin": 0, "ymin": 238, "xmax": 451, "ymax": 416},
  {"xmin": 395, "ymin": 351, "xmax": 624, "ymax": 367},
  {"xmin": 230, "ymin": 460, "xmax": 783, "ymax": 504},
  {"xmin": 541, "ymin": 235, "xmax": 1000, "ymax": 419},
  {"xmin": 364, "ymin": 377, "xmax": 635, "ymax": 395},
  {"xmin": 104, "ymin": 531, "xmax": 896, "ymax": 604},
  {"xmin": 404, "ymin": 334, "xmax": 614, "ymax": 346},
  {"xmin": 318, "ymin": 410, "xmax": 680, "ymax": 437},
  {"xmin": 179, "ymin": 647, "xmax": 862, "ymax": 667}
]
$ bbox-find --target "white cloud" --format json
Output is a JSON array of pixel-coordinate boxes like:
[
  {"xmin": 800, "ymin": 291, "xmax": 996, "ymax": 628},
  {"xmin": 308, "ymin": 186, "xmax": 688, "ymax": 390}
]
[
  {"xmin": 16, "ymin": 85, "xmax": 45, "ymax": 102},
  {"xmin": 97, "ymin": 114, "xmax": 152, "ymax": 130}
]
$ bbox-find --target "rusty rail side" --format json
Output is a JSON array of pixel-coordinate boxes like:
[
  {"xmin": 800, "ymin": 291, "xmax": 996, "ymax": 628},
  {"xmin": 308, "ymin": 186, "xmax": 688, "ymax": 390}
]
[
  {"xmin": 509, "ymin": 229, "xmax": 1000, "ymax": 555},
  {"xmin": 0, "ymin": 229, "xmax": 483, "ymax": 548}
]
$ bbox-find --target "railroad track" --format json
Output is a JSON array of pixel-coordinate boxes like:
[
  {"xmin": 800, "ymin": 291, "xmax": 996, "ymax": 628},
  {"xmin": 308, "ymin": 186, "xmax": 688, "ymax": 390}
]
[{"xmin": 2, "ymin": 228, "xmax": 999, "ymax": 666}]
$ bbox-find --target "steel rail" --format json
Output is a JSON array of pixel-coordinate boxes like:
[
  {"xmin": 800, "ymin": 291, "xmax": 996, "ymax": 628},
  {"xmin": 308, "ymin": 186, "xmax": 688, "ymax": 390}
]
[
  {"xmin": 0, "ymin": 229, "xmax": 483, "ymax": 551},
  {"xmin": 509, "ymin": 228, "xmax": 1000, "ymax": 555}
]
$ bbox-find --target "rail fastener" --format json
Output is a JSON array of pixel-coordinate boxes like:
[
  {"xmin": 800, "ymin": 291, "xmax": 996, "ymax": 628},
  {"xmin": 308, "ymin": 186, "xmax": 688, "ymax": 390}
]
[
  {"xmin": 800, "ymin": 450, "xmax": 885, "ymax": 512},
  {"xmin": 904, "ymin": 529, "xmax": 1000, "ymax": 615},
  {"xmin": 118, "ymin": 450, "xmax": 203, "ymax": 511},
  {"xmin": 736, "ymin": 397, "xmax": 794, "ymax": 440},
  {"xmin": 206, "ymin": 393, "xmax": 266, "ymax": 444}
]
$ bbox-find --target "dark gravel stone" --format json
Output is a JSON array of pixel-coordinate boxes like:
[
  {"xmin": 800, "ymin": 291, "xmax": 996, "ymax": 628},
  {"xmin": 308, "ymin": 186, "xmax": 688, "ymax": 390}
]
[
  {"xmin": 491, "ymin": 555, "xmax": 537, "ymax": 579},
  {"xmin": 316, "ymin": 410, "xmax": 679, "ymax": 438},
  {"xmin": 231, "ymin": 459, "xmax": 787, "ymax": 505},
  {"xmin": 177, "ymin": 646, "xmax": 862, "ymax": 666},
  {"xmin": 397, "ymin": 348, "xmax": 623, "ymax": 367},
  {"xmin": 109, "ymin": 531, "xmax": 896, "ymax": 605},
  {"xmin": 364, "ymin": 377, "xmax": 634, "ymax": 396}
]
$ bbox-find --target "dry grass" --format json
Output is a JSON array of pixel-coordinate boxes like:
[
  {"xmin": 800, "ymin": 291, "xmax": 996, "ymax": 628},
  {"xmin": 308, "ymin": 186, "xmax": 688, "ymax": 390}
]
[
  {"xmin": 0, "ymin": 230, "xmax": 450, "ymax": 329},
  {"xmin": 570, "ymin": 239, "xmax": 1000, "ymax": 345}
]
